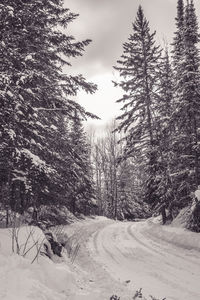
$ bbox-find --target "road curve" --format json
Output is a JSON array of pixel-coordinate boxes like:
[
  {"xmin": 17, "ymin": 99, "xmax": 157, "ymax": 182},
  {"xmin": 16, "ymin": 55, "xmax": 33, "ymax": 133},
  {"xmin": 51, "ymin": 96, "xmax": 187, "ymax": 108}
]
[
  {"xmin": 64, "ymin": 217, "xmax": 200, "ymax": 300},
  {"xmin": 87, "ymin": 220, "xmax": 200, "ymax": 300}
]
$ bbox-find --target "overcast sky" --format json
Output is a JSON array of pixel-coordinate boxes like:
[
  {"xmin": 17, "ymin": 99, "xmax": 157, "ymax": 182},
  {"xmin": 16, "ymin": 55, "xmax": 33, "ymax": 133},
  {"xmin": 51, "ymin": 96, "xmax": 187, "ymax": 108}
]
[{"xmin": 65, "ymin": 0, "xmax": 200, "ymax": 132}]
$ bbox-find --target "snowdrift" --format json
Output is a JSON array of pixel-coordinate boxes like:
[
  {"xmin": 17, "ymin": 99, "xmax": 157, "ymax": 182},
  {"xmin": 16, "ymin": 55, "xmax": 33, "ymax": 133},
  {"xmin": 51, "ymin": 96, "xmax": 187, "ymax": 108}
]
[
  {"xmin": 0, "ymin": 225, "xmax": 76, "ymax": 300},
  {"xmin": 146, "ymin": 219, "xmax": 200, "ymax": 252}
]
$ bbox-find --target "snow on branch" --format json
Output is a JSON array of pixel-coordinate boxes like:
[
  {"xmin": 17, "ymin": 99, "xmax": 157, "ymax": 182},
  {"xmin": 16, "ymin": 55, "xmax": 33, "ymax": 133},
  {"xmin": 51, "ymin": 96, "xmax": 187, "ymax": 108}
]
[{"xmin": 21, "ymin": 149, "xmax": 55, "ymax": 174}]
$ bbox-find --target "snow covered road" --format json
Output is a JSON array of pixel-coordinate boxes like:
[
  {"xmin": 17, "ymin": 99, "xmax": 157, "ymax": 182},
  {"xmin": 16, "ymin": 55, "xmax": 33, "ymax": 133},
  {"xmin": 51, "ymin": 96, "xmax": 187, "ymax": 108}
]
[
  {"xmin": 68, "ymin": 217, "xmax": 200, "ymax": 300},
  {"xmin": 1, "ymin": 217, "xmax": 199, "ymax": 300}
]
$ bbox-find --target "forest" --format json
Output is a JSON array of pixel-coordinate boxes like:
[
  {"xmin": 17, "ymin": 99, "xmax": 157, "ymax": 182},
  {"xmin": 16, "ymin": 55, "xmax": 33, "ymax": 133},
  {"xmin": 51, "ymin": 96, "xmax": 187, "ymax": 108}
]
[{"xmin": 0, "ymin": 0, "xmax": 200, "ymax": 233}]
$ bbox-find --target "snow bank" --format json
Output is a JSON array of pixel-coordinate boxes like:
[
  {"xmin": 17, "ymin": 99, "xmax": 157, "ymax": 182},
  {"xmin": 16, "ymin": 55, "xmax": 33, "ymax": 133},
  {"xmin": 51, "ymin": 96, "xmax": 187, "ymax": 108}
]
[
  {"xmin": 171, "ymin": 206, "xmax": 191, "ymax": 228},
  {"xmin": 0, "ymin": 226, "xmax": 77, "ymax": 300},
  {"xmin": 0, "ymin": 253, "xmax": 76, "ymax": 300},
  {"xmin": 171, "ymin": 187, "xmax": 200, "ymax": 231},
  {"xmin": 145, "ymin": 219, "xmax": 200, "ymax": 251},
  {"xmin": 0, "ymin": 226, "xmax": 46, "ymax": 261},
  {"xmin": 195, "ymin": 188, "xmax": 200, "ymax": 201}
]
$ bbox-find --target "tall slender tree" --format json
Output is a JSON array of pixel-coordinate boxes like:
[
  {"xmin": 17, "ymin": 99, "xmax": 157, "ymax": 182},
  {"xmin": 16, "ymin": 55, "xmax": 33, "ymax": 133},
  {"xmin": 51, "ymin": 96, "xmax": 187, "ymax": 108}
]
[
  {"xmin": 171, "ymin": 0, "xmax": 200, "ymax": 208},
  {"xmin": 154, "ymin": 50, "xmax": 177, "ymax": 220},
  {"xmin": 68, "ymin": 111, "xmax": 95, "ymax": 215},
  {"xmin": 182, "ymin": 0, "xmax": 200, "ymax": 186},
  {"xmin": 172, "ymin": 0, "xmax": 185, "ymax": 72},
  {"xmin": 114, "ymin": 6, "xmax": 161, "ymax": 206}
]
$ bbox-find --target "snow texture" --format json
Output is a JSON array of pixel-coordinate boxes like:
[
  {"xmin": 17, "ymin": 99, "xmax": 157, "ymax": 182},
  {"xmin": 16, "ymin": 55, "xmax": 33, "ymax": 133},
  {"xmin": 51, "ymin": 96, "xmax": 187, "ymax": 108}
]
[
  {"xmin": 0, "ymin": 226, "xmax": 76, "ymax": 300},
  {"xmin": 0, "ymin": 217, "xmax": 200, "ymax": 300}
]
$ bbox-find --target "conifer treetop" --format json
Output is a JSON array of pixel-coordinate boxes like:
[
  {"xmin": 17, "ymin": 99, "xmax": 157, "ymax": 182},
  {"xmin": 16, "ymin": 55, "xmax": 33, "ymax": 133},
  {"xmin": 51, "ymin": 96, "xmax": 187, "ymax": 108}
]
[
  {"xmin": 114, "ymin": 5, "xmax": 161, "ymax": 160},
  {"xmin": 172, "ymin": 0, "xmax": 185, "ymax": 68}
]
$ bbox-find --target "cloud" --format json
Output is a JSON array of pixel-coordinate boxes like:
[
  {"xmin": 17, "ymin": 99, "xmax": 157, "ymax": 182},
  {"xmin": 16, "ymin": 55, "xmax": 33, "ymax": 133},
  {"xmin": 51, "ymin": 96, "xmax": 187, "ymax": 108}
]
[
  {"xmin": 65, "ymin": 0, "xmax": 141, "ymax": 77},
  {"xmin": 66, "ymin": 0, "xmax": 200, "ymax": 79},
  {"xmin": 64, "ymin": 0, "xmax": 200, "ymax": 129},
  {"xmin": 76, "ymin": 73, "xmax": 122, "ymax": 123}
]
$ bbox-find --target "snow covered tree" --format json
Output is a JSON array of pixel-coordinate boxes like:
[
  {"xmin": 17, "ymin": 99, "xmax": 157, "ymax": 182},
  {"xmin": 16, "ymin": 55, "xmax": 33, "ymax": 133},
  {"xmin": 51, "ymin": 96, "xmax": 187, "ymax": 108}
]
[
  {"xmin": 90, "ymin": 120, "xmax": 150, "ymax": 220},
  {"xmin": 153, "ymin": 49, "xmax": 177, "ymax": 220},
  {"xmin": 0, "ymin": 0, "xmax": 97, "ymax": 214},
  {"xmin": 91, "ymin": 124, "xmax": 119, "ymax": 218},
  {"xmin": 117, "ymin": 155, "xmax": 151, "ymax": 220},
  {"xmin": 181, "ymin": 0, "xmax": 200, "ymax": 186},
  {"xmin": 68, "ymin": 111, "xmax": 95, "ymax": 215},
  {"xmin": 171, "ymin": 0, "xmax": 200, "ymax": 208},
  {"xmin": 103, "ymin": 121, "xmax": 118, "ymax": 219},
  {"xmin": 172, "ymin": 0, "xmax": 185, "ymax": 72},
  {"xmin": 114, "ymin": 6, "xmax": 161, "ymax": 206}
]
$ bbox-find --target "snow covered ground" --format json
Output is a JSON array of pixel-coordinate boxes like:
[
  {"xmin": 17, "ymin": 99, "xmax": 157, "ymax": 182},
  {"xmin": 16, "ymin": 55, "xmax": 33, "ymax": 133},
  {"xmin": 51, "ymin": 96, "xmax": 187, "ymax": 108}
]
[
  {"xmin": 0, "ymin": 217, "xmax": 200, "ymax": 300},
  {"xmin": 0, "ymin": 226, "xmax": 77, "ymax": 300},
  {"xmin": 87, "ymin": 218, "xmax": 200, "ymax": 300}
]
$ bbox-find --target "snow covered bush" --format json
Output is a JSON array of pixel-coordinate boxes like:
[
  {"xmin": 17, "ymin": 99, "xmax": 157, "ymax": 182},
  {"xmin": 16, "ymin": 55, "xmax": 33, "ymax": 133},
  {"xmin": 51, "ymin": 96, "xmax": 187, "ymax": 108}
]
[
  {"xmin": 118, "ymin": 199, "xmax": 151, "ymax": 221},
  {"xmin": 187, "ymin": 187, "xmax": 200, "ymax": 232},
  {"xmin": 54, "ymin": 228, "xmax": 81, "ymax": 263},
  {"xmin": 110, "ymin": 295, "xmax": 120, "ymax": 300},
  {"xmin": 110, "ymin": 289, "xmax": 166, "ymax": 300},
  {"xmin": 133, "ymin": 288, "xmax": 143, "ymax": 299},
  {"xmin": 0, "ymin": 205, "xmax": 81, "ymax": 262},
  {"xmin": 172, "ymin": 187, "xmax": 200, "ymax": 233},
  {"xmin": 0, "ymin": 204, "xmax": 78, "ymax": 230},
  {"xmin": 38, "ymin": 205, "xmax": 78, "ymax": 228},
  {"xmin": 188, "ymin": 202, "xmax": 200, "ymax": 232},
  {"xmin": 132, "ymin": 288, "xmax": 164, "ymax": 300}
]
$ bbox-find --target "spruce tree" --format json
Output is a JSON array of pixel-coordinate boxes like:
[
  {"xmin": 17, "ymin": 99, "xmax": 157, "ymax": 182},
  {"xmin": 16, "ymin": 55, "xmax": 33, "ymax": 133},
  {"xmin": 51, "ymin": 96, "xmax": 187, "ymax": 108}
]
[
  {"xmin": 114, "ymin": 6, "xmax": 161, "ymax": 206},
  {"xmin": 0, "ymin": 0, "xmax": 97, "ymax": 214},
  {"xmin": 182, "ymin": 0, "xmax": 200, "ymax": 187},
  {"xmin": 155, "ymin": 50, "xmax": 177, "ymax": 220},
  {"xmin": 172, "ymin": 0, "xmax": 185, "ymax": 72},
  {"xmin": 68, "ymin": 112, "xmax": 95, "ymax": 215},
  {"xmin": 171, "ymin": 0, "xmax": 200, "ymax": 207}
]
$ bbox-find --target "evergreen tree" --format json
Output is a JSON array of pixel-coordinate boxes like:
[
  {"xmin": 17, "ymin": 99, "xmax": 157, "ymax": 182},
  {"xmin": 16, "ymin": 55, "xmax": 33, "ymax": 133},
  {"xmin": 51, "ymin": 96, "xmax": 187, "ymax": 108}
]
[
  {"xmin": 0, "ymin": 0, "xmax": 97, "ymax": 214},
  {"xmin": 117, "ymin": 156, "xmax": 150, "ymax": 220},
  {"xmin": 154, "ymin": 50, "xmax": 177, "ymax": 220},
  {"xmin": 171, "ymin": 0, "xmax": 200, "ymax": 207},
  {"xmin": 114, "ymin": 6, "xmax": 161, "ymax": 206},
  {"xmin": 68, "ymin": 112, "xmax": 95, "ymax": 215},
  {"xmin": 172, "ymin": 0, "xmax": 185, "ymax": 72},
  {"xmin": 182, "ymin": 0, "xmax": 200, "ymax": 186}
]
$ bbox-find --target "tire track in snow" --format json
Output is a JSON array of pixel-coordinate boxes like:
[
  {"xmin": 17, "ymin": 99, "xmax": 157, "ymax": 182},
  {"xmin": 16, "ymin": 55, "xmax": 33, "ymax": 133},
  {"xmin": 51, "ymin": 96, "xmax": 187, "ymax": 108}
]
[
  {"xmin": 127, "ymin": 224, "xmax": 165, "ymax": 257},
  {"xmin": 127, "ymin": 223, "xmax": 200, "ymax": 285},
  {"xmin": 93, "ymin": 230, "xmax": 100, "ymax": 255},
  {"xmin": 88, "ymin": 220, "xmax": 200, "ymax": 300},
  {"xmin": 127, "ymin": 222, "xmax": 200, "ymax": 299},
  {"xmin": 92, "ymin": 224, "xmax": 124, "ymax": 265},
  {"xmin": 133, "ymin": 223, "xmax": 200, "ymax": 267},
  {"xmin": 67, "ymin": 218, "xmax": 134, "ymax": 300}
]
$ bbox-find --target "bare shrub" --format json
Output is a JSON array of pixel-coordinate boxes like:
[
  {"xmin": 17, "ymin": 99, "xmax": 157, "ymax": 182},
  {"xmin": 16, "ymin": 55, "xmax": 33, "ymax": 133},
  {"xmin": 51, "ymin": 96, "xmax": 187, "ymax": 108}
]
[
  {"xmin": 8, "ymin": 214, "xmax": 46, "ymax": 264},
  {"xmin": 110, "ymin": 289, "xmax": 166, "ymax": 300}
]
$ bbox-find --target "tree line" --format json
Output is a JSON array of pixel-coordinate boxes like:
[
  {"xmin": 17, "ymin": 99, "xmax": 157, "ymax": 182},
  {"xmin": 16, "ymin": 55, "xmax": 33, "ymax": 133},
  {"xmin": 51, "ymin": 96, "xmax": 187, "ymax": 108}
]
[
  {"xmin": 88, "ymin": 121, "xmax": 150, "ymax": 220},
  {"xmin": 0, "ymin": 0, "xmax": 199, "ymax": 230},
  {"xmin": 89, "ymin": 0, "xmax": 200, "ymax": 228},
  {"xmin": 109, "ymin": 0, "xmax": 200, "ymax": 225}
]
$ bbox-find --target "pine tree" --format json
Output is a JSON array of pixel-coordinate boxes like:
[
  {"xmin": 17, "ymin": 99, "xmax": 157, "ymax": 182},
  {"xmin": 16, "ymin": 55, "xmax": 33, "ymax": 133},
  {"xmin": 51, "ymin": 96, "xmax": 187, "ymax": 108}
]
[{"xmin": 114, "ymin": 6, "xmax": 161, "ymax": 206}]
